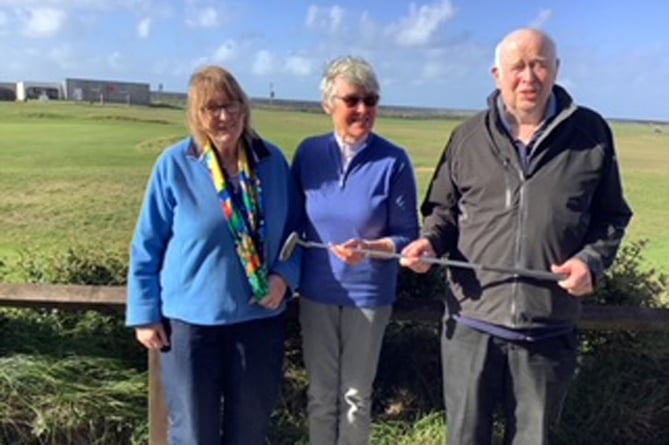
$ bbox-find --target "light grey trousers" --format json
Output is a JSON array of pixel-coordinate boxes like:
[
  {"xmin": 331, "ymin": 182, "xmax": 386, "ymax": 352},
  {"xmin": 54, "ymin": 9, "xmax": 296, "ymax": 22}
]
[{"xmin": 299, "ymin": 298, "xmax": 392, "ymax": 445}]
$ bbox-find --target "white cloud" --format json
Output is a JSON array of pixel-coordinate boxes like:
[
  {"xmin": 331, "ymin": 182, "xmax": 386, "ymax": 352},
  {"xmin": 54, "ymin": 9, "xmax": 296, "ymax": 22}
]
[
  {"xmin": 305, "ymin": 4, "xmax": 346, "ymax": 33},
  {"xmin": 22, "ymin": 8, "xmax": 67, "ymax": 38},
  {"xmin": 305, "ymin": 5, "xmax": 318, "ymax": 28},
  {"xmin": 252, "ymin": 50, "xmax": 276, "ymax": 76},
  {"xmin": 107, "ymin": 51, "xmax": 122, "ymax": 70},
  {"xmin": 389, "ymin": 0, "xmax": 455, "ymax": 47},
  {"xmin": 530, "ymin": 9, "xmax": 552, "ymax": 29},
  {"xmin": 137, "ymin": 17, "xmax": 151, "ymax": 38},
  {"xmin": 213, "ymin": 40, "xmax": 237, "ymax": 62},
  {"xmin": 284, "ymin": 55, "xmax": 313, "ymax": 76},
  {"xmin": 186, "ymin": 6, "xmax": 218, "ymax": 28},
  {"xmin": 328, "ymin": 5, "xmax": 344, "ymax": 32}
]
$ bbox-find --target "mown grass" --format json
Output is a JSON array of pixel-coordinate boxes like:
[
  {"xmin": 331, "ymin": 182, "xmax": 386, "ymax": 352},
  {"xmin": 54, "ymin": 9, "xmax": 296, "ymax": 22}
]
[{"xmin": 1, "ymin": 101, "xmax": 667, "ymax": 273}]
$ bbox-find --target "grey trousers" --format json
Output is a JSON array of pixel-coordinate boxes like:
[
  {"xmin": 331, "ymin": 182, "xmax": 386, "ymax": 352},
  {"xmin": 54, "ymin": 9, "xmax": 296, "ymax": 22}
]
[
  {"xmin": 442, "ymin": 320, "xmax": 578, "ymax": 445},
  {"xmin": 299, "ymin": 298, "xmax": 392, "ymax": 445}
]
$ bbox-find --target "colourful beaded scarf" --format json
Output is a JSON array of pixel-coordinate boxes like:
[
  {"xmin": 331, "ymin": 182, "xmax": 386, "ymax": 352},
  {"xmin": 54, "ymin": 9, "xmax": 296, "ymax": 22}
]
[{"xmin": 202, "ymin": 139, "xmax": 268, "ymax": 301}]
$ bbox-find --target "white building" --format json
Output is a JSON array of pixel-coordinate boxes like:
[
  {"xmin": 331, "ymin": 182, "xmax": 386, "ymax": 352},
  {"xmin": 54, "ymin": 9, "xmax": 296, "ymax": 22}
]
[{"xmin": 16, "ymin": 81, "xmax": 63, "ymax": 101}]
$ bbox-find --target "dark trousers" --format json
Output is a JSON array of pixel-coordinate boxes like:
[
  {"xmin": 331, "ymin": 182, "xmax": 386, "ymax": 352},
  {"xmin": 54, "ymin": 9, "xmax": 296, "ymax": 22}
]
[
  {"xmin": 441, "ymin": 321, "xmax": 578, "ymax": 445},
  {"xmin": 160, "ymin": 314, "xmax": 285, "ymax": 445}
]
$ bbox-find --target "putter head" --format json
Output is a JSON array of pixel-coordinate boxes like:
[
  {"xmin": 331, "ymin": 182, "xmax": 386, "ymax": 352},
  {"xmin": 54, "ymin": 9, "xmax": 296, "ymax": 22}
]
[{"xmin": 279, "ymin": 231, "xmax": 300, "ymax": 262}]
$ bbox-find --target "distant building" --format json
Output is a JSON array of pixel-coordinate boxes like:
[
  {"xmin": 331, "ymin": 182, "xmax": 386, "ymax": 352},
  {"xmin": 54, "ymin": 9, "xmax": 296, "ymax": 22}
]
[
  {"xmin": 0, "ymin": 82, "xmax": 16, "ymax": 101},
  {"xmin": 150, "ymin": 90, "xmax": 187, "ymax": 105},
  {"xmin": 63, "ymin": 78, "xmax": 150, "ymax": 105},
  {"xmin": 16, "ymin": 81, "xmax": 63, "ymax": 101}
]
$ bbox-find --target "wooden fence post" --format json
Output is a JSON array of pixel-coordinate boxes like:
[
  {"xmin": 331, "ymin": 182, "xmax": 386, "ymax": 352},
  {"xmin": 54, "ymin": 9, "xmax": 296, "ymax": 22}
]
[{"xmin": 148, "ymin": 349, "xmax": 168, "ymax": 445}]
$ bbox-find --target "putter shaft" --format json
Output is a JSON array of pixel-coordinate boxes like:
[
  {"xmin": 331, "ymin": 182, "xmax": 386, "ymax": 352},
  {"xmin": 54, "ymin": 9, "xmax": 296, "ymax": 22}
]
[{"xmin": 293, "ymin": 237, "xmax": 565, "ymax": 281}]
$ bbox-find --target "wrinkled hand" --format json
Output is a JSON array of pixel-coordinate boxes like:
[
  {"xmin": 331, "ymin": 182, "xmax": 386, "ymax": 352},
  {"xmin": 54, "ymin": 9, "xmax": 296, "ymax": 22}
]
[
  {"xmin": 330, "ymin": 238, "xmax": 368, "ymax": 265},
  {"xmin": 400, "ymin": 238, "xmax": 436, "ymax": 273},
  {"xmin": 551, "ymin": 258, "xmax": 593, "ymax": 297},
  {"xmin": 135, "ymin": 323, "xmax": 169, "ymax": 351},
  {"xmin": 257, "ymin": 274, "xmax": 288, "ymax": 310}
]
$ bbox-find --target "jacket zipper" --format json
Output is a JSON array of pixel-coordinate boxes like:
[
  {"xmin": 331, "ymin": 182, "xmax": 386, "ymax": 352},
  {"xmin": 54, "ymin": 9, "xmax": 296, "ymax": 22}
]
[{"xmin": 511, "ymin": 162, "xmax": 526, "ymax": 327}]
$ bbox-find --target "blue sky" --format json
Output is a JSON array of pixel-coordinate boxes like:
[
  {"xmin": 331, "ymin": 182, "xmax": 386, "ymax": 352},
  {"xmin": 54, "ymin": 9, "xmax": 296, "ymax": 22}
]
[{"xmin": 1, "ymin": 0, "xmax": 668, "ymax": 121}]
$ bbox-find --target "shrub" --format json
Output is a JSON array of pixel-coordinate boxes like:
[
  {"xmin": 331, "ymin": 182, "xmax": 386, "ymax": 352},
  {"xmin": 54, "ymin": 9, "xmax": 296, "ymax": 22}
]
[
  {"xmin": 556, "ymin": 241, "xmax": 669, "ymax": 445},
  {"xmin": 11, "ymin": 245, "xmax": 128, "ymax": 286}
]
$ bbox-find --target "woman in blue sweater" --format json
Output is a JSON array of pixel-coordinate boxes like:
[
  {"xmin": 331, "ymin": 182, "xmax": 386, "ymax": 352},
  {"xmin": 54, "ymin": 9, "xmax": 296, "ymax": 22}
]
[
  {"xmin": 292, "ymin": 56, "xmax": 419, "ymax": 445},
  {"xmin": 126, "ymin": 65, "xmax": 300, "ymax": 445}
]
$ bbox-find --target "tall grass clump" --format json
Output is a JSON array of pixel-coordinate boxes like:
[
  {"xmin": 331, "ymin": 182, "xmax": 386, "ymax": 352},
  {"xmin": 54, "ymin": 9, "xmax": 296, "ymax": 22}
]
[
  {"xmin": 0, "ymin": 355, "xmax": 146, "ymax": 445},
  {"xmin": 0, "ymin": 245, "xmax": 148, "ymax": 445}
]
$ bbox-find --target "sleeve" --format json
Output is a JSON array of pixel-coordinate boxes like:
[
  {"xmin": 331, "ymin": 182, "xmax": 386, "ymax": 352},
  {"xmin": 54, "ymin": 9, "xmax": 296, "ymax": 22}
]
[
  {"xmin": 269, "ymin": 149, "xmax": 302, "ymax": 294},
  {"xmin": 385, "ymin": 149, "xmax": 420, "ymax": 252},
  {"xmin": 420, "ymin": 133, "xmax": 460, "ymax": 257},
  {"xmin": 573, "ymin": 123, "xmax": 633, "ymax": 283},
  {"xmin": 125, "ymin": 156, "xmax": 175, "ymax": 327}
]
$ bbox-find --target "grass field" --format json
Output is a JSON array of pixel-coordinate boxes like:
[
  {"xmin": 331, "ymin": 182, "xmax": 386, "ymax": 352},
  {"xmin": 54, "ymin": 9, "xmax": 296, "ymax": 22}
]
[{"xmin": 1, "ymin": 101, "xmax": 667, "ymax": 274}]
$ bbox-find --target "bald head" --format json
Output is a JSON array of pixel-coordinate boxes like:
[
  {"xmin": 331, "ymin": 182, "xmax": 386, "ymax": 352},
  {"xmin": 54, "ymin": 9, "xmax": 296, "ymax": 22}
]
[
  {"xmin": 494, "ymin": 29, "xmax": 558, "ymax": 74},
  {"xmin": 492, "ymin": 28, "xmax": 560, "ymax": 121}
]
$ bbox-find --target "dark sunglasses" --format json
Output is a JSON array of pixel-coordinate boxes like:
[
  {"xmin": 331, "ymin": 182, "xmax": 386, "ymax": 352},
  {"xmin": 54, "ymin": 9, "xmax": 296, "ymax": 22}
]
[{"xmin": 335, "ymin": 94, "xmax": 380, "ymax": 108}]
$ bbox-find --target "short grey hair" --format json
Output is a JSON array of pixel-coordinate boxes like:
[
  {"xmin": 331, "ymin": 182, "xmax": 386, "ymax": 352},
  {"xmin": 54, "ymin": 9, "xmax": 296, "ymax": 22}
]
[
  {"xmin": 320, "ymin": 56, "xmax": 380, "ymax": 105},
  {"xmin": 493, "ymin": 28, "xmax": 558, "ymax": 72}
]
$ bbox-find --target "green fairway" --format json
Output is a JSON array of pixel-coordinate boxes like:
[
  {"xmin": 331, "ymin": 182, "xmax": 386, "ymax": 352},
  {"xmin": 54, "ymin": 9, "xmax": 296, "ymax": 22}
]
[{"xmin": 1, "ymin": 101, "xmax": 667, "ymax": 273}]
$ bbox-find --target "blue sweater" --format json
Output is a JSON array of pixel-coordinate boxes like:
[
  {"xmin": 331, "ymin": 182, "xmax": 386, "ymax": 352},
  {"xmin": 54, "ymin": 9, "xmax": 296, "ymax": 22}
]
[
  {"xmin": 292, "ymin": 132, "xmax": 419, "ymax": 307},
  {"xmin": 126, "ymin": 136, "xmax": 301, "ymax": 327}
]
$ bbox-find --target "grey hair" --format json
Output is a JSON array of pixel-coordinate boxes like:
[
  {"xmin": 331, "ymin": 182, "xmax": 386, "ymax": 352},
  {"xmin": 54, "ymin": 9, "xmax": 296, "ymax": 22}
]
[
  {"xmin": 493, "ymin": 28, "xmax": 558, "ymax": 72},
  {"xmin": 320, "ymin": 56, "xmax": 380, "ymax": 106}
]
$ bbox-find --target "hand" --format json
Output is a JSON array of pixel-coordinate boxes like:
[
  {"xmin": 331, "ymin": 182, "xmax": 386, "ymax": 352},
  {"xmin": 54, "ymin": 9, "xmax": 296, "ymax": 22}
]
[
  {"xmin": 135, "ymin": 323, "xmax": 169, "ymax": 350},
  {"xmin": 330, "ymin": 238, "xmax": 368, "ymax": 265},
  {"xmin": 257, "ymin": 274, "xmax": 288, "ymax": 310},
  {"xmin": 400, "ymin": 238, "xmax": 436, "ymax": 273},
  {"xmin": 551, "ymin": 258, "xmax": 593, "ymax": 297}
]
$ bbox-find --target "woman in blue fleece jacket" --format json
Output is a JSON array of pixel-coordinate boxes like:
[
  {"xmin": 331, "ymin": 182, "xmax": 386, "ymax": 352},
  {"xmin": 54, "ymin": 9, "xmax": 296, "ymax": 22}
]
[
  {"xmin": 292, "ymin": 56, "xmax": 419, "ymax": 445},
  {"xmin": 126, "ymin": 65, "xmax": 300, "ymax": 445}
]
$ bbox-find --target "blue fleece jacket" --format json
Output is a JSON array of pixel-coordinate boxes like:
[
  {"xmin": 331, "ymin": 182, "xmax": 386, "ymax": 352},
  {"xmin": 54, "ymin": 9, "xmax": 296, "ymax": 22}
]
[
  {"xmin": 292, "ymin": 132, "xmax": 419, "ymax": 307},
  {"xmin": 126, "ymin": 136, "xmax": 301, "ymax": 327}
]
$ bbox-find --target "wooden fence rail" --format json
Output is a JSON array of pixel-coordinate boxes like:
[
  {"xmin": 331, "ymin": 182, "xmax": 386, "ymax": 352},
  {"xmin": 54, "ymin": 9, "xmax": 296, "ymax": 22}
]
[{"xmin": 2, "ymin": 283, "xmax": 669, "ymax": 445}]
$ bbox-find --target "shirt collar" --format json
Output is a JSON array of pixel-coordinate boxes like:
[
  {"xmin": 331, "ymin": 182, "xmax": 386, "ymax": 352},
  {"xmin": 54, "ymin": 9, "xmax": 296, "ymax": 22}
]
[{"xmin": 333, "ymin": 132, "xmax": 369, "ymax": 154}]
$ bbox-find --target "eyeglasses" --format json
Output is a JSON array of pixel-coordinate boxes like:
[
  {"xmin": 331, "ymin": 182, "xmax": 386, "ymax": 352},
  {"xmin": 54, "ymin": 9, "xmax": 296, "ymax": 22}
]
[
  {"xmin": 334, "ymin": 94, "xmax": 380, "ymax": 108},
  {"xmin": 201, "ymin": 102, "xmax": 242, "ymax": 117}
]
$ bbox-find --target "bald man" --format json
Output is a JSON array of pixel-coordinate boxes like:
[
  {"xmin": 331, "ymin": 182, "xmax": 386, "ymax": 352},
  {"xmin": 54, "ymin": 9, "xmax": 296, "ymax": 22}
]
[{"xmin": 401, "ymin": 28, "xmax": 632, "ymax": 445}]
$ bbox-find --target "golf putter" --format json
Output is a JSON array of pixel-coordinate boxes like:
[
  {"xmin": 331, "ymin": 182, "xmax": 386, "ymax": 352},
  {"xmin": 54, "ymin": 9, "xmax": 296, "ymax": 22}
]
[{"xmin": 279, "ymin": 231, "xmax": 566, "ymax": 281}]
